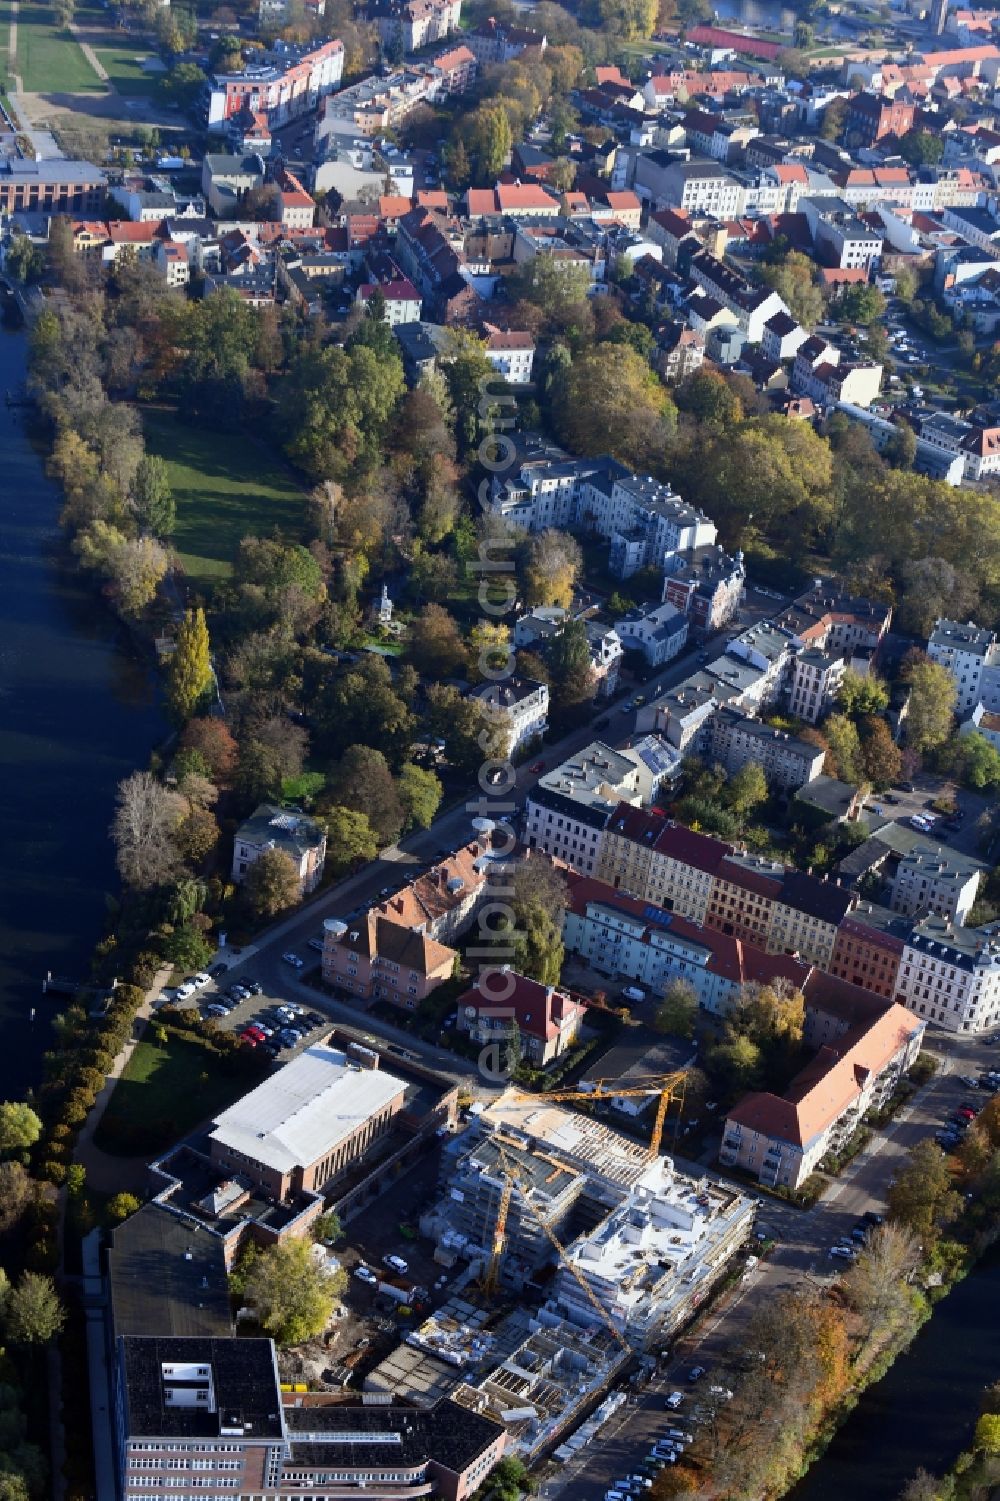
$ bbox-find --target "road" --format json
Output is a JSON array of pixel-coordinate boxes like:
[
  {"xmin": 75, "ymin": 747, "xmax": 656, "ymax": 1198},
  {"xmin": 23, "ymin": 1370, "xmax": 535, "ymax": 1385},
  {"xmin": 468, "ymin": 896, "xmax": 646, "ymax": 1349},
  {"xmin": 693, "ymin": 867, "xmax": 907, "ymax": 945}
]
[{"xmin": 542, "ymin": 1027, "xmax": 1000, "ymax": 1501}]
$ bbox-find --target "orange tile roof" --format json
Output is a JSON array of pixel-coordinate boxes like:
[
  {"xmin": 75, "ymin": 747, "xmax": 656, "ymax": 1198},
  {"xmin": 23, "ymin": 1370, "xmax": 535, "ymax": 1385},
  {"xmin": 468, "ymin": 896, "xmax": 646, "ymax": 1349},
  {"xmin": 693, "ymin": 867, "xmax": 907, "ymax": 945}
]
[{"xmin": 379, "ymin": 194, "xmax": 413, "ymax": 218}]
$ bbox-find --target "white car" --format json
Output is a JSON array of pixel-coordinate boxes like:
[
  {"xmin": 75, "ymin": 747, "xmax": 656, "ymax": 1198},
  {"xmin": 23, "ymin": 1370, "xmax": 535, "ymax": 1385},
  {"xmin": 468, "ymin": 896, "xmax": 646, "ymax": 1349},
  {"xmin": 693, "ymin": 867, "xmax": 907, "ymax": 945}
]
[
  {"xmin": 709, "ymin": 1386, "xmax": 733, "ymax": 1401},
  {"xmin": 829, "ymin": 1244, "xmax": 857, "ymax": 1260},
  {"xmin": 353, "ymin": 1265, "xmax": 378, "ymax": 1285},
  {"xmin": 665, "ymin": 1391, "xmax": 685, "ymax": 1409},
  {"xmin": 282, "ymin": 952, "xmax": 304, "ymax": 969},
  {"xmin": 307, "ymin": 936, "xmax": 324, "ymax": 952},
  {"xmin": 384, "ymin": 1254, "xmax": 408, "ymax": 1275},
  {"xmin": 175, "ymin": 981, "xmax": 197, "ymax": 1001},
  {"xmin": 191, "ymin": 972, "xmax": 211, "ymax": 989}
]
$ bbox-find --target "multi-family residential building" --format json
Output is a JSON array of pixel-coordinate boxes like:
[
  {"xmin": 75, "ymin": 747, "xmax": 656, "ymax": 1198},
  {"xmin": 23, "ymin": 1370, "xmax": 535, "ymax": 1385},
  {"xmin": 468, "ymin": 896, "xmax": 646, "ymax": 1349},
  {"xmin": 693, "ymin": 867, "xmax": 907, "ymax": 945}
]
[
  {"xmin": 464, "ymin": 15, "xmax": 546, "ymax": 64},
  {"xmin": 206, "ymin": 39, "xmax": 345, "ymax": 128},
  {"xmin": 483, "ymin": 326, "xmax": 535, "ymax": 384},
  {"xmin": 721, "ymin": 999, "xmax": 924, "ymax": 1188},
  {"xmin": 456, "ymin": 972, "xmax": 585, "ymax": 1065},
  {"xmin": 322, "ymin": 911, "xmax": 457, "ymax": 1007},
  {"xmin": 371, "ymin": 0, "xmax": 462, "ymax": 53},
  {"xmin": 761, "ymin": 309, "xmax": 808, "ymax": 362},
  {"xmin": 614, "ymin": 601, "xmax": 690, "ymax": 667},
  {"xmin": 575, "ymin": 470, "xmax": 718, "ymax": 579},
  {"xmin": 469, "ymin": 676, "xmax": 549, "ymax": 757},
  {"xmin": 636, "ymin": 154, "xmax": 746, "ymax": 219},
  {"xmin": 688, "ymin": 248, "xmax": 789, "ymax": 342},
  {"xmin": 443, "ymin": 1132, "xmax": 586, "ymax": 1276},
  {"xmin": 597, "ymin": 806, "xmax": 734, "ymax": 922},
  {"xmin": 843, "ymin": 90, "xmax": 917, "ymax": 145},
  {"xmin": 767, "ymin": 869, "xmax": 856, "ymax": 968},
  {"xmin": 513, "ymin": 606, "xmax": 622, "ymax": 698},
  {"xmin": 231, "ymin": 804, "xmax": 327, "ymax": 895},
  {"xmin": 662, "ymin": 545, "xmax": 746, "ymax": 632},
  {"xmin": 895, "ymin": 916, "xmax": 1000, "ymax": 1033},
  {"xmin": 787, "ymin": 647, "xmax": 846, "ymax": 723},
  {"xmin": 704, "ymin": 854, "xmax": 784, "ymax": 947},
  {"xmin": 927, "ymin": 617, "xmax": 1000, "ymax": 717},
  {"xmin": 828, "ymin": 901, "xmax": 911, "ymax": 999},
  {"xmin": 357, "ymin": 275, "xmax": 422, "ymax": 323},
  {"xmin": 800, "ymin": 195, "xmax": 884, "ymax": 271},
  {"xmin": 525, "ymin": 743, "xmax": 642, "ymax": 875},
  {"xmin": 890, "ymin": 850, "xmax": 982, "ymax": 925},
  {"xmin": 366, "ymin": 841, "xmax": 493, "ymax": 945},
  {"xmin": 703, "ymin": 708, "xmax": 826, "ymax": 791}
]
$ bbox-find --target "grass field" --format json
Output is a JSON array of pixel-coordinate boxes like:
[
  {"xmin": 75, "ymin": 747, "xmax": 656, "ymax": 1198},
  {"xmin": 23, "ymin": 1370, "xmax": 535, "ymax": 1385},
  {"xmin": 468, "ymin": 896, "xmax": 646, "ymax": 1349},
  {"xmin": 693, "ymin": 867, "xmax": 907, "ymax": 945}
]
[
  {"xmin": 142, "ymin": 408, "xmax": 309, "ymax": 585},
  {"xmin": 94, "ymin": 1032, "xmax": 252, "ymax": 1155},
  {"xmin": 96, "ymin": 43, "xmax": 161, "ymax": 95},
  {"xmin": 15, "ymin": 3, "xmax": 105, "ymax": 92}
]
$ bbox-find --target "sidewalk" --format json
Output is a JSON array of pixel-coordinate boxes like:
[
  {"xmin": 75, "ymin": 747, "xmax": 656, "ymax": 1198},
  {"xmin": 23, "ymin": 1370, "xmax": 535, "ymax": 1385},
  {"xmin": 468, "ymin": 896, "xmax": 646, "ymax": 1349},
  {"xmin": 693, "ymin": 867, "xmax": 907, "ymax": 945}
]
[{"xmin": 73, "ymin": 966, "xmax": 171, "ymax": 1194}]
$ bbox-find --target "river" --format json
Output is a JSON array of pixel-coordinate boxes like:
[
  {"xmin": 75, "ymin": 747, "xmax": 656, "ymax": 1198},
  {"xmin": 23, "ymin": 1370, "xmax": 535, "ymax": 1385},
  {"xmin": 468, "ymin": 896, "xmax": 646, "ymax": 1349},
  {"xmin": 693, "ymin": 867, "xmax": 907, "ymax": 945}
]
[
  {"xmin": 789, "ymin": 1251, "xmax": 1000, "ymax": 1501},
  {"xmin": 0, "ymin": 312, "xmax": 165, "ymax": 1099}
]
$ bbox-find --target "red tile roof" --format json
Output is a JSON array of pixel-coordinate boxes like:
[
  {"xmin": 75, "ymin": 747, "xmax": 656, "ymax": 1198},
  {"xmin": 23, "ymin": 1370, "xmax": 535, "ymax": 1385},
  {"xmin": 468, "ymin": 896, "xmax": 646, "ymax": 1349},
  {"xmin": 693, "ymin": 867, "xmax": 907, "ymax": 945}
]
[{"xmin": 458, "ymin": 972, "xmax": 584, "ymax": 1041}]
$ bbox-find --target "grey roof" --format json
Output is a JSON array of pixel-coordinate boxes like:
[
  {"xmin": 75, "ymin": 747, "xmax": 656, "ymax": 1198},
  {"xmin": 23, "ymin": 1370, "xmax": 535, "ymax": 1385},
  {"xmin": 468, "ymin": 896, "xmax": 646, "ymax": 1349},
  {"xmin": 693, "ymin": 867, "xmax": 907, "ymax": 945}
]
[
  {"xmin": 209, "ymin": 1046, "xmax": 407, "ymax": 1175},
  {"xmin": 235, "ymin": 803, "xmax": 326, "ymax": 859},
  {"xmin": 793, "ymin": 774, "xmax": 858, "ymax": 817},
  {"xmin": 107, "ymin": 1205, "xmax": 232, "ymax": 1341},
  {"xmin": 0, "ymin": 154, "xmax": 104, "ymax": 183}
]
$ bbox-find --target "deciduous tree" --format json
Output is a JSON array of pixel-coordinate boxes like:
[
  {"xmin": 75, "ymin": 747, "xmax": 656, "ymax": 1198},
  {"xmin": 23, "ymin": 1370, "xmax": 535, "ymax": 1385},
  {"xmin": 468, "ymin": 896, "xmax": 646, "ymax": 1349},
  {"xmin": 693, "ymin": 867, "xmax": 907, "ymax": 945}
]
[
  {"xmin": 245, "ymin": 848, "xmax": 302, "ymax": 917},
  {"xmin": 325, "ymin": 806, "xmax": 379, "ymax": 873},
  {"xmin": 409, "ymin": 603, "xmax": 467, "ymax": 676},
  {"xmin": 167, "ymin": 608, "xmax": 213, "ymax": 725},
  {"xmin": 110, "ymin": 771, "xmax": 184, "ymax": 890},
  {"xmin": 241, "ymin": 1237, "xmax": 345, "ymax": 1345},
  {"xmin": 398, "ymin": 763, "xmax": 443, "ymax": 830},
  {"xmin": 903, "ymin": 657, "xmax": 957, "ymax": 754},
  {"xmin": 521, "ymin": 529, "xmax": 583, "ymax": 610},
  {"xmin": 5, "ymin": 1273, "xmax": 64, "ymax": 1345},
  {"xmin": 0, "ymin": 1103, "xmax": 41, "ymax": 1157},
  {"xmin": 654, "ymin": 980, "xmax": 698, "ymax": 1039}
]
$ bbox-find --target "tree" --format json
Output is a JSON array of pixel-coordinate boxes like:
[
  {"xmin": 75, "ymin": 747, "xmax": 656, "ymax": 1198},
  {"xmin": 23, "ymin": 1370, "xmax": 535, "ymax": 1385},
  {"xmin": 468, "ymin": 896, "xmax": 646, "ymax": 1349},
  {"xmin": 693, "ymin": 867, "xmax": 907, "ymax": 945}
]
[
  {"xmin": 279, "ymin": 343, "xmax": 405, "ymax": 480},
  {"xmin": 675, "ymin": 368, "xmax": 743, "ymax": 428},
  {"xmin": 107, "ymin": 1192, "xmax": 141, "ymax": 1223},
  {"xmin": 325, "ymin": 805, "xmax": 379, "ymax": 873},
  {"xmin": 4, "ymin": 1273, "xmax": 65, "ymax": 1345},
  {"xmin": 956, "ymin": 731, "xmax": 1000, "ymax": 790},
  {"xmin": 180, "ymin": 718, "xmax": 238, "ymax": 782},
  {"xmin": 888, "ymin": 1139, "xmax": 962, "ymax": 1243},
  {"xmin": 760, "ymin": 250, "xmax": 825, "ymax": 329},
  {"xmin": 167, "ymin": 609, "xmax": 213, "ymax": 725},
  {"xmin": 245, "ymin": 848, "xmax": 302, "ymax": 917},
  {"xmin": 0, "ymin": 1102, "xmax": 41, "ymax": 1157},
  {"xmin": 5, "ymin": 233, "xmax": 44, "ymax": 284},
  {"xmin": 74, "ymin": 522, "xmax": 169, "ymax": 619},
  {"xmin": 132, "ymin": 454, "xmax": 175, "ymax": 538},
  {"xmin": 903, "ymin": 657, "xmax": 957, "ymax": 754},
  {"xmin": 838, "ymin": 669, "xmax": 889, "ymax": 718},
  {"xmin": 547, "ymin": 616, "xmax": 594, "ymax": 714},
  {"xmin": 896, "ymin": 558, "xmax": 979, "ymax": 637},
  {"xmin": 111, "ymin": 771, "xmax": 185, "ymax": 889},
  {"xmin": 654, "ymin": 980, "xmax": 698, "ymax": 1039},
  {"xmin": 726, "ymin": 761, "xmax": 768, "ymax": 816},
  {"xmin": 522, "ymin": 529, "xmax": 583, "ymax": 609},
  {"xmin": 468, "ymin": 102, "xmax": 512, "ymax": 182},
  {"xmin": 824, "ymin": 712, "xmax": 863, "ymax": 784},
  {"xmin": 398, "ymin": 763, "xmax": 442, "ymax": 830},
  {"xmin": 974, "ymin": 1413, "xmax": 1000, "ymax": 1454},
  {"xmin": 0, "ymin": 1162, "xmax": 32, "ymax": 1234},
  {"xmin": 409, "ymin": 603, "xmax": 467, "ymax": 676},
  {"xmin": 900, "ymin": 128, "xmax": 944, "ymax": 166},
  {"xmin": 241, "ymin": 1237, "xmax": 345, "ymax": 1344},
  {"xmin": 329, "ymin": 746, "xmax": 404, "ymax": 845},
  {"xmin": 841, "ymin": 1222, "xmax": 919, "ymax": 1331},
  {"xmin": 551, "ymin": 346, "xmax": 676, "ymax": 470},
  {"xmin": 707, "ymin": 1032, "xmax": 762, "ymax": 1092},
  {"xmin": 836, "ymin": 283, "xmax": 886, "ymax": 327},
  {"xmin": 859, "ymin": 716, "xmax": 902, "ymax": 790}
]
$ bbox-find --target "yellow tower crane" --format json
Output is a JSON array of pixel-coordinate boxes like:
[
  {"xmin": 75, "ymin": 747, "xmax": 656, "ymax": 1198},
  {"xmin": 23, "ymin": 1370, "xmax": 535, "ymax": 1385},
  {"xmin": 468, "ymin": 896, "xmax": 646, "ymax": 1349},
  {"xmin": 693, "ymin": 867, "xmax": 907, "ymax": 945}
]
[{"xmin": 479, "ymin": 1068, "xmax": 689, "ymax": 1298}]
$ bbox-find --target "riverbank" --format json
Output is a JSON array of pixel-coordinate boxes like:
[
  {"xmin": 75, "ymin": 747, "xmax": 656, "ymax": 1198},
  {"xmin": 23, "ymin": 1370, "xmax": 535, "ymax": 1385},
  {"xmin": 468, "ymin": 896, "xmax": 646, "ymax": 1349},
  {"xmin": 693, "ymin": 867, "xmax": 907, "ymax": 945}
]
[{"xmin": 0, "ymin": 321, "xmax": 166, "ymax": 1097}]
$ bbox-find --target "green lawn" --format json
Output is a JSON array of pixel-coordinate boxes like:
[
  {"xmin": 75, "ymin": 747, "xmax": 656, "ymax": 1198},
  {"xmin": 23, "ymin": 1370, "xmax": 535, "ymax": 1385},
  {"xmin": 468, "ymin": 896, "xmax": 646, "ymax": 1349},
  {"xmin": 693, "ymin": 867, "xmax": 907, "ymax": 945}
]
[
  {"xmin": 96, "ymin": 43, "xmax": 161, "ymax": 95},
  {"xmin": 15, "ymin": 3, "xmax": 105, "ymax": 92},
  {"xmin": 142, "ymin": 408, "xmax": 309, "ymax": 585},
  {"xmin": 94, "ymin": 1032, "xmax": 254, "ymax": 1155}
]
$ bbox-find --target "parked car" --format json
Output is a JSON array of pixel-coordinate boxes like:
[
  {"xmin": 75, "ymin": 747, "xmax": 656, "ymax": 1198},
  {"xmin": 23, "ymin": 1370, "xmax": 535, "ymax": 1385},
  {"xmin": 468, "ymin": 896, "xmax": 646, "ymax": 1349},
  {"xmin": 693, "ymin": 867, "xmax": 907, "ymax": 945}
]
[
  {"xmin": 174, "ymin": 981, "xmax": 197, "ymax": 1001},
  {"xmin": 282, "ymin": 952, "xmax": 304, "ymax": 969},
  {"xmin": 687, "ymin": 1365, "xmax": 706, "ymax": 1383},
  {"xmin": 245, "ymin": 980, "xmax": 263, "ymax": 995},
  {"xmin": 354, "ymin": 1265, "xmax": 378, "ymax": 1285},
  {"xmin": 384, "ymin": 1254, "xmax": 408, "ymax": 1274},
  {"xmin": 528, "ymin": 760, "xmax": 546, "ymax": 773},
  {"xmin": 191, "ymin": 972, "xmax": 211, "ymax": 990},
  {"xmin": 305, "ymin": 1012, "xmax": 326, "ymax": 1027},
  {"xmin": 308, "ymin": 936, "xmax": 325, "ymax": 952},
  {"xmin": 205, "ymin": 1003, "xmax": 228, "ymax": 1018},
  {"xmin": 665, "ymin": 1391, "xmax": 685, "ymax": 1409}
]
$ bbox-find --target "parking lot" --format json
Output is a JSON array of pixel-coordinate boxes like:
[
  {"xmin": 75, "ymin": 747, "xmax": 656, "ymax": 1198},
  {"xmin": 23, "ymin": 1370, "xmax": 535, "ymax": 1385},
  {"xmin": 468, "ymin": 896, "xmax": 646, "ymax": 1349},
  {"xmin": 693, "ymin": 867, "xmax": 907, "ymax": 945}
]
[{"xmin": 163, "ymin": 963, "xmax": 333, "ymax": 1061}]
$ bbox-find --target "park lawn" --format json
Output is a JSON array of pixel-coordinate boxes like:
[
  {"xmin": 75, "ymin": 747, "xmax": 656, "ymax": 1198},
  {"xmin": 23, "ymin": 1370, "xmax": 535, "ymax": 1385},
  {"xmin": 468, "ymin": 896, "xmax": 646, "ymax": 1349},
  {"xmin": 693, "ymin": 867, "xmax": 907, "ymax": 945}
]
[
  {"xmin": 142, "ymin": 408, "xmax": 309, "ymax": 585},
  {"xmin": 96, "ymin": 44, "xmax": 161, "ymax": 95},
  {"xmin": 94, "ymin": 1032, "xmax": 251, "ymax": 1155},
  {"xmin": 15, "ymin": 3, "xmax": 106, "ymax": 92}
]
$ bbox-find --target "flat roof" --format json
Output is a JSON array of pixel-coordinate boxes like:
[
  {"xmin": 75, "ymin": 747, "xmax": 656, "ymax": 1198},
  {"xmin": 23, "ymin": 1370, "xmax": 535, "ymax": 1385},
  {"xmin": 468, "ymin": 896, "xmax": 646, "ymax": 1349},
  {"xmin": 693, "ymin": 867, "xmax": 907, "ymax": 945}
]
[
  {"xmin": 120, "ymin": 1335, "xmax": 284, "ymax": 1441},
  {"xmin": 210, "ymin": 1047, "xmax": 407, "ymax": 1174},
  {"xmin": 107, "ymin": 1205, "xmax": 232, "ymax": 1341}
]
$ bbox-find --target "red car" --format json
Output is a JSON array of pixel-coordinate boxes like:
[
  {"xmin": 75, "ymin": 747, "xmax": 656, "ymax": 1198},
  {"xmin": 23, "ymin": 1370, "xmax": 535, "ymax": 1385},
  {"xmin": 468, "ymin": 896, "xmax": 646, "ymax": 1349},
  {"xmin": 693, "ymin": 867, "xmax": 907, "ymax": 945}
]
[{"xmin": 528, "ymin": 760, "xmax": 546, "ymax": 774}]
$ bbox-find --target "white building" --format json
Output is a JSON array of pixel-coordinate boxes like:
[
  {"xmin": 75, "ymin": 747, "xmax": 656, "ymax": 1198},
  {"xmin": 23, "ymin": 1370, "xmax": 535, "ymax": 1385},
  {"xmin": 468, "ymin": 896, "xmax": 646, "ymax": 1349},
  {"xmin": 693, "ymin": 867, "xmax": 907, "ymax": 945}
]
[
  {"xmin": 927, "ymin": 618, "xmax": 1000, "ymax": 718},
  {"xmin": 484, "ymin": 327, "xmax": 535, "ymax": 385},
  {"xmin": 614, "ymin": 601, "xmax": 689, "ymax": 667},
  {"xmin": 469, "ymin": 676, "xmax": 549, "ymax": 757},
  {"xmin": 231, "ymin": 803, "xmax": 327, "ymax": 895},
  {"xmin": 551, "ymin": 1157, "xmax": 755, "ymax": 1347},
  {"xmin": 890, "ymin": 851, "xmax": 981, "ymax": 926},
  {"xmin": 787, "ymin": 648, "xmax": 846, "ymax": 724},
  {"xmin": 895, "ymin": 916, "xmax": 1000, "ymax": 1033},
  {"xmin": 524, "ymin": 742, "xmax": 641, "ymax": 875}
]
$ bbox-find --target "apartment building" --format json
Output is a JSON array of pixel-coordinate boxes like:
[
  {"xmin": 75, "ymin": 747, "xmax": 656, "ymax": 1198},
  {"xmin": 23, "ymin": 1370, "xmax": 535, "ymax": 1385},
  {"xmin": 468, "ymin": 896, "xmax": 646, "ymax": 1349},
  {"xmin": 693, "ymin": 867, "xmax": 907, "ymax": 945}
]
[
  {"xmin": 206, "ymin": 39, "xmax": 345, "ymax": 128},
  {"xmin": 598, "ymin": 806, "xmax": 734, "ymax": 921},
  {"xmin": 767, "ymin": 869, "xmax": 856, "ymax": 968},
  {"xmin": 890, "ymin": 850, "xmax": 982, "ymax": 925},
  {"xmin": 456, "ymin": 972, "xmax": 585, "ymax": 1066},
  {"xmin": 787, "ymin": 647, "xmax": 846, "ymax": 723},
  {"xmin": 614, "ymin": 601, "xmax": 690, "ymax": 667},
  {"xmin": 207, "ymin": 1046, "xmax": 407, "ymax": 1199},
  {"xmin": 895, "ymin": 916, "xmax": 1000, "ymax": 1033},
  {"xmin": 843, "ymin": 91, "xmax": 917, "ymax": 144},
  {"xmin": 826, "ymin": 901, "xmax": 910, "ymax": 999},
  {"xmin": 688, "ymin": 248, "xmax": 788, "ymax": 342},
  {"xmin": 721, "ymin": 1000, "xmax": 924, "ymax": 1189},
  {"xmin": 366, "ymin": 841, "xmax": 492, "ymax": 945},
  {"xmin": 636, "ymin": 154, "xmax": 746, "ymax": 218},
  {"xmin": 483, "ymin": 326, "xmax": 535, "ymax": 384},
  {"xmin": 371, "ymin": 0, "xmax": 462, "ymax": 53},
  {"xmin": 524, "ymin": 743, "xmax": 642, "ymax": 876},
  {"xmin": 468, "ymin": 677, "xmax": 549, "ymax": 757},
  {"xmin": 927, "ymin": 617, "xmax": 1000, "ymax": 717},
  {"xmin": 705, "ymin": 855, "xmax": 783, "ymax": 947},
  {"xmin": 322, "ymin": 912, "xmax": 457, "ymax": 1008},
  {"xmin": 703, "ymin": 708, "xmax": 826, "ymax": 791},
  {"xmin": 443, "ymin": 1132, "xmax": 586, "ymax": 1276},
  {"xmin": 575, "ymin": 471, "xmax": 718, "ymax": 580},
  {"xmin": 661, "ymin": 545, "xmax": 746, "ymax": 632},
  {"xmin": 230, "ymin": 804, "xmax": 327, "ymax": 896}
]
